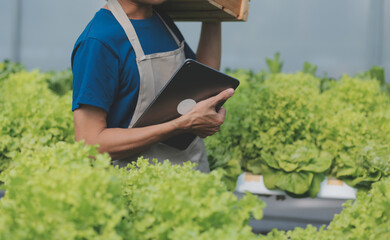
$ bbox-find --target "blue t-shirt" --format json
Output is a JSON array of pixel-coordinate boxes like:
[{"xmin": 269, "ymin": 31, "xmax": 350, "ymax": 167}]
[{"xmin": 71, "ymin": 8, "xmax": 195, "ymax": 128}]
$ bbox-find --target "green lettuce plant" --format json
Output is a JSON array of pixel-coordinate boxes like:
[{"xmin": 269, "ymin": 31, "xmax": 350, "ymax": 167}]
[
  {"xmin": 0, "ymin": 142, "xmax": 266, "ymax": 240},
  {"xmin": 207, "ymin": 71, "xmax": 331, "ymax": 196},
  {"xmin": 118, "ymin": 158, "xmax": 265, "ymax": 240},
  {"xmin": 316, "ymin": 76, "xmax": 390, "ymax": 187},
  {"xmin": 0, "ymin": 60, "xmax": 25, "ymax": 82},
  {"xmin": 302, "ymin": 61, "xmax": 317, "ymax": 76},
  {"xmin": 207, "ymin": 62, "xmax": 390, "ymax": 196},
  {"xmin": 45, "ymin": 69, "xmax": 73, "ymax": 96},
  {"xmin": 0, "ymin": 142, "xmax": 128, "ymax": 240},
  {"xmin": 265, "ymin": 52, "xmax": 283, "ymax": 74},
  {"xmin": 0, "ymin": 70, "xmax": 74, "ymax": 177}
]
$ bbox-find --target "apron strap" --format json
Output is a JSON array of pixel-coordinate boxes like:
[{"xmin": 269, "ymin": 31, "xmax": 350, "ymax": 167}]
[
  {"xmin": 154, "ymin": 11, "xmax": 181, "ymax": 47},
  {"xmin": 107, "ymin": 0, "xmax": 145, "ymax": 58}
]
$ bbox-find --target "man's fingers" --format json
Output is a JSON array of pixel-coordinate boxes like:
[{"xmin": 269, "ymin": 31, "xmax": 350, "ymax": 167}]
[{"xmin": 209, "ymin": 88, "xmax": 234, "ymax": 107}]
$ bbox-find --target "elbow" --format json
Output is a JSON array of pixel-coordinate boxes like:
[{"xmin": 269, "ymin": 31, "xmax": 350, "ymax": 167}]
[
  {"xmin": 93, "ymin": 142, "xmax": 118, "ymax": 160},
  {"xmin": 208, "ymin": 61, "xmax": 221, "ymax": 71},
  {"xmin": 75, "ymin": 134, "xmax": 108, "ymax": 154},
  {"xmin": 75, "ymin": 134, "xmax": 98, "ymax": 146},
  {"xmin": 196, "ymin": 57, "xmax": 221, "ymax": 71}
]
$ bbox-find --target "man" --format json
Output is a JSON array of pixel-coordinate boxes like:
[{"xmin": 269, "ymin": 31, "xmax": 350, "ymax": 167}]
[{"xmin": 72, "ymin": 0, "xmax": 234, "ymax": 172}]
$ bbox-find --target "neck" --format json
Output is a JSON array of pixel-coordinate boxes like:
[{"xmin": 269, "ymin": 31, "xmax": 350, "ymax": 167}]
[{"xmin": 107, "ymin": 0, "xmax": 153, "ymax": 19}]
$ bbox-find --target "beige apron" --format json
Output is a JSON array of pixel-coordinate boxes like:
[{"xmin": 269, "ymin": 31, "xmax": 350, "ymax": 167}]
[{"xmin": 108, "ymin": 0, "xmax": 210, "ymax": 173}]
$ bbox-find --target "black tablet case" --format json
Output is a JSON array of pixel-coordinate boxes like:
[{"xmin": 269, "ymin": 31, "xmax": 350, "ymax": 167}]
[{"xmin": 133, "ymin": 59, "xmax": 240, "ymax": 150}]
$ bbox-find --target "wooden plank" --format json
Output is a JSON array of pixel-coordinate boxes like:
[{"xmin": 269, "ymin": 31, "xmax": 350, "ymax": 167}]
[
  {"xmin": 208, "ymin": 1, "xmax": 239, "ymax": 18},
  {"xmin": 166, "ymin": 11, "xmax": 238, "ymax": 21},
  {"xmin": 158, "ymin": 2, "xmax": 217, "ymax": 11},
  {"xmin": 239, "ymin": 0, "xmax": 250, "ymax": 20},
  {"xmin": 212, "ymin": 0, "xmax": 242, "ymax": 15},
  {"xmin": 157, "ymin": 0, "xmax": 250, "ymax": 22}
]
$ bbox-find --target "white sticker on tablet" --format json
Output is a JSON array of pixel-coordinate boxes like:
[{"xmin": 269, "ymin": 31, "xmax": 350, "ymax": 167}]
[{"xmin": 177, "ymin": 99, "xmax": 196, "ymax": 115}]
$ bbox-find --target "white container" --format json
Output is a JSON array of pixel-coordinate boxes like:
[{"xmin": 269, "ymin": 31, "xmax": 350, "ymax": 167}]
[
  {"xmin": 236, "ymin": 172, "xmax": 284, "ymax": 195},
  {"xmin": 235, "ymin": 172, "xmax": 357, "ymax": 199},
  {"xmin": 317, "ymin": 177, "xmax": 357, "ymax": 199}
]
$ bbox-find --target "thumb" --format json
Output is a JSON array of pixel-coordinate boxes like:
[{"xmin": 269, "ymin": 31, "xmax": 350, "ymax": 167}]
[
  {"xmin": 209, "ymin": 88, "xmax": 235, "ymax": 107},
  {"xmin": 217, "ymin": 106, "xmax": 226, "ymax": 117}
]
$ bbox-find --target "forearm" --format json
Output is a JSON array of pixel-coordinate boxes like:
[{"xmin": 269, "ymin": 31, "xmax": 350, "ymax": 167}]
[
  {"xmin": 87, "ymin": 118, "xmax": 188, "ymax": 159},
  {"xmin": 196, "ymin": 22, "xmax": 221, "ymax": 70}
]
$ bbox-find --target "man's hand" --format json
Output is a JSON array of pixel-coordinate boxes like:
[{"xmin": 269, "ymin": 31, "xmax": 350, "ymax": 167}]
[{"xmin": 178, "ymin": 88, "xmax": 234, "ymax": 138}]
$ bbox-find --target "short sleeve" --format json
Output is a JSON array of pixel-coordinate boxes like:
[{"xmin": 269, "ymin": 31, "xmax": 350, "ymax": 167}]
[{"xmin": 71, "ymin": 38, "xmax": 120, "ymax": 113}]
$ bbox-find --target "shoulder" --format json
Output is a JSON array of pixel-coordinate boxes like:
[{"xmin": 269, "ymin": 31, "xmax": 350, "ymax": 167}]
[{"xmin": 73, "ymin": 9, "xmax": 129, "ymax": 56}]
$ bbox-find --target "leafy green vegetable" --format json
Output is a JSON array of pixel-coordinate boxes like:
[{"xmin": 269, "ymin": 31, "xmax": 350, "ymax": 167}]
[
  {"xmin": 355, "ymin": 65, "xmax": 386, "ymax": 86},
  {"xmin": 302, "ymin": 61, "xmax": 317, "ymax": 76},
  {"xmin": 45, "ymin": 69, "xmax": 73, "ymax": 96},
  {"xmin": 266, "ymin": 52, "xmax": 283, "ymax": 74},
  {"xmin": 207, "ymin": 59, "xmax": 389, "ymax": 196},
  {"xmin": 208, "ymin": 71, "xmax": 329, "ymax": 196},
  {"xmin": 0, "ymin": 142, "xmax": 129, "ymax": 240},
  {"xmin": 317, "ymin": 76, "xmax": 390, "ymax": 187},
  {"xmin": 0, "ymin": 142, "xmax": 266, "ymax": 240},
  {"xmin": 0, "ymin": 70, "xmax": 74, "ymax": 177},
  {"xmin": 0, "ymin": 60, "xmax": 25, "ymax": 83},
  {"xmin": 119, "ymin": 158, "xmax": 265, "ymax": 240}
]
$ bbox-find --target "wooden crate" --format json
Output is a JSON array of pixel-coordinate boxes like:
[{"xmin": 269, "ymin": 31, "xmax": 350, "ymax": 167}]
[{"xmin": 157, "ymin": 0, "xmax": 250, "ymax": 22}]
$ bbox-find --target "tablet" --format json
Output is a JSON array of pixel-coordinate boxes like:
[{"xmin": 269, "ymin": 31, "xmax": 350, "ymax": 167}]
[{"xmin": 133, "ymin": 59, "xmax": 240, "ymax": 150}]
